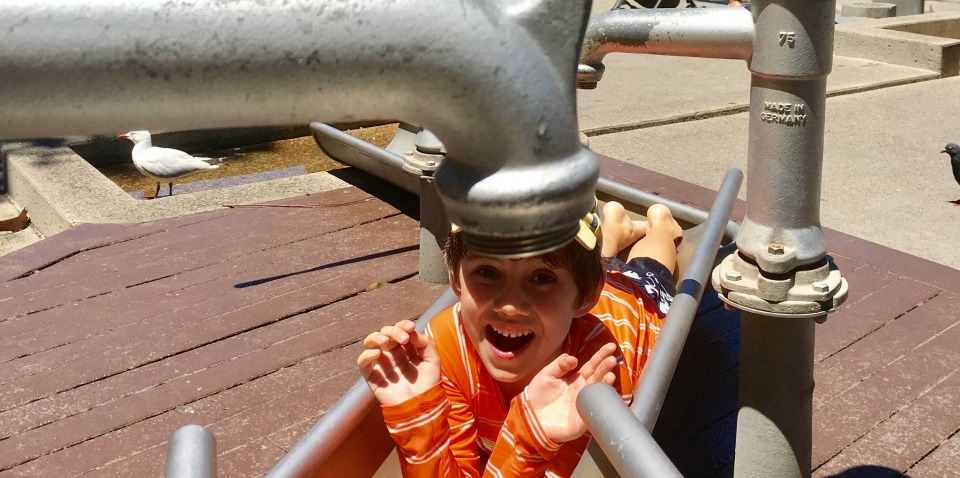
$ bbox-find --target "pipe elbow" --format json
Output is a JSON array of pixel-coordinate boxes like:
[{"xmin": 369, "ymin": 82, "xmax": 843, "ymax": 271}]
[
  {"xmin": 0, "ymin": 0, "xmax": 599, "ymax": 257},
  {"xmin": 578, "ymin": 8, "xmax": 755, "ymax": 88}
]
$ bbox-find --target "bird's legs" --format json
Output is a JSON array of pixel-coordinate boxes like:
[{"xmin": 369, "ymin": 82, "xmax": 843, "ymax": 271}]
[
  {"xmin": 154, "ymin": 182, "xmax": 161, "ymax": 199},
  {"xmin": 169, "ymin": 183, "xmax": 174, "ymax": 197}
]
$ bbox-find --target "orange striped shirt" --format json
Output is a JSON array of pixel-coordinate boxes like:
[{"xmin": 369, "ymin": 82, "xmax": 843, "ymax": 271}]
[{"xmin": 380, "ymin": 271, "xmax": 666, "ymax": 477}]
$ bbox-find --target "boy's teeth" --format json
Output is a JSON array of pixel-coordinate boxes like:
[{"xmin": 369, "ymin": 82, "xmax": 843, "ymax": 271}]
[{"xmin": 491, "ymin": 325, "xmax": 531, "ymax": 338}]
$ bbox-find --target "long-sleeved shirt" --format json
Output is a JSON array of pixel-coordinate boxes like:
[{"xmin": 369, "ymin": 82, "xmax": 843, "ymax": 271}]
[{"xmin": 381, "ymin": 270, "xmax": 667, "ymax": 477}]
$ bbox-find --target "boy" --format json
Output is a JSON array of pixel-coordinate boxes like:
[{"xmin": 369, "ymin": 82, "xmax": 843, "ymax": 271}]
[{"xmin": 357, "ymin": 201, "xmax": 682, "ymax": 477}]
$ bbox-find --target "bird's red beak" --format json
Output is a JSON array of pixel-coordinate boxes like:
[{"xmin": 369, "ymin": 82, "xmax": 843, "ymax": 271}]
[{"xmin": 117, "ymin": 134, "xmax": 128, "ymax": 139}]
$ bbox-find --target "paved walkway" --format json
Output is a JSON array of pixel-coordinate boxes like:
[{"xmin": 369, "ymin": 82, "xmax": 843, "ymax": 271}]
[{"xmin": 577, "ymin": 4, "xmax": 960, "ymax": 271}]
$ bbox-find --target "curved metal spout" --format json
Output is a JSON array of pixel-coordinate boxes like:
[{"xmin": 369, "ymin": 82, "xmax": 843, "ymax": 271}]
[
  {"xmin": 0, "ymin": 0, "xmax": 597, "ymax": 257},
  {"xmin": 579, "ymin": 8, "xmax": 754, "ymax": 87}
]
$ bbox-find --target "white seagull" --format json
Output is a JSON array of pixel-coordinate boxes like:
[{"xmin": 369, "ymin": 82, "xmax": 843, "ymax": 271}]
[{"xmin": 117, "ymin": 130, "xmax": 221, "ymax": 198}]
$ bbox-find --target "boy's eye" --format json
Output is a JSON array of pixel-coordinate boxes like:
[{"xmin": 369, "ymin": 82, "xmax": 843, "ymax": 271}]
[
  {"xmin": 531, "ymin": 272, "xmax": 557, "ymax": 285},
  {"xmin": 473, "ymin": 266, "xmax": 500, "ymax": 280}
]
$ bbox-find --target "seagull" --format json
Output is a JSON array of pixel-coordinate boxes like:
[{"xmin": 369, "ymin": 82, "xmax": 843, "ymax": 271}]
[
  {"xmin": 941, "ymin": 143, "xmax": 960, "ymax": 205},
  {"xmin": 117, "ymin": 130, "xmax": 221, "ymax": 198}
]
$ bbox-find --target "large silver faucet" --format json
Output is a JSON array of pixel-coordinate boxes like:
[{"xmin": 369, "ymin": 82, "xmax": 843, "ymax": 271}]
[{"xmin": 0, "ymin": 0, "xmax": 596, "ymax": 258}]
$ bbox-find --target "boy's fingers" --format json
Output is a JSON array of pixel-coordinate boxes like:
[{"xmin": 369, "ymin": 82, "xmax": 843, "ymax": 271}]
[
  {"xmin": 357, "ymin": 348, "xmax": 382, "ymax": 369},
  {"xmin": 542, "ymin": 354, "xmax": 578, "ymax": 379},
  {"xmin": 580, "ymin": 343, "xmax": 617, "ymax": 378},
  {"xmin": 378, "ymin": 325, "xmax": 410, "ymax": 345},
  {"xmin": 362, "ymin": 331, "xmax": 385, "ymax": 349}
]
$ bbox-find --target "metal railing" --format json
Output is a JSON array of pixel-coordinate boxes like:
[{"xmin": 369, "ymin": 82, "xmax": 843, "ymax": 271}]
[{"xmin": 573, "ymin": 167, "xmax": 742, "ymax": 478}]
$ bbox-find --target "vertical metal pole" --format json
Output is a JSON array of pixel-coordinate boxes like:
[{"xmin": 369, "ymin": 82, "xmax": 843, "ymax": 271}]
[
  {"xmin": 165, "ymin": 424, "xmax": 217, "ymax": 478},
  {"xmin": 711, "ymin": 2, "xmax": 846, "ymax": 478},
  {"xmin": 737, "ymin": 314, "xmax": 815, "ymax": 478},
  {"xmin": 418, "ymin": 174, "xmax": 450, "ymax": 284},
  {"xmin": 405, "ymin": 129, "xmax": 450, "ymax": 285}
]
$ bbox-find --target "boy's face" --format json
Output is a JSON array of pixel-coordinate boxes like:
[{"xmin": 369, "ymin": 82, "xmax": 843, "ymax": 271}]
[{"xmin": 452, "ymin": 252, "xmax": 596, "ymax": 389}]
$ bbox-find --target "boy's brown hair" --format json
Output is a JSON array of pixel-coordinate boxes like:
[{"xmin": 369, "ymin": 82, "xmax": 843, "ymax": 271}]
[{"xmin": 443, "ymin": 233, "xmax": 605, "ymax": 309}]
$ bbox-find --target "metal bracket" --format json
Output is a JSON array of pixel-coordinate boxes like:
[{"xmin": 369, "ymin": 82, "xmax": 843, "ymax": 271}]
[{"xmin": 712, "ymin": 251, "xmax": 848, "ymax": 321}]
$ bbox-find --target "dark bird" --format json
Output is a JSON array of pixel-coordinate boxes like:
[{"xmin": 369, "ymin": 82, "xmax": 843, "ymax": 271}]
[{"xmin": 942, "ymin": 143, "xmax": 960, "ymax": 205}]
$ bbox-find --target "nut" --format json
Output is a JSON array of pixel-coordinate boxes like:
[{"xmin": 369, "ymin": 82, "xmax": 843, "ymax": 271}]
[
  {"xmin": 768, "ymin": 243, "xmax": 785, "ymax": 255},
  {"xmin": 812, "ymin": 282, "xmax": 830, "ymax": 292},
  {"xmin": 725, "ymin": 270, "xmax": 742, "ymax": 281}
]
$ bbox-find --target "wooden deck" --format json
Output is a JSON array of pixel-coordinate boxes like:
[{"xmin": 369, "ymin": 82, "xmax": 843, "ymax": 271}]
[{"xmin": 0, "ymin": 157, "xmax": 958, "ymax": 477}]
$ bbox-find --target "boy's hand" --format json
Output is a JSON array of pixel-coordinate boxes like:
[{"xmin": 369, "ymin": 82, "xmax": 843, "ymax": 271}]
[
  {"xmin": 526, "ymin": 343, "xmax": 618, "ymax": 443},
  {"xmin": 357, "ymin": 319, "xmax": 441, "ymax": 407}
]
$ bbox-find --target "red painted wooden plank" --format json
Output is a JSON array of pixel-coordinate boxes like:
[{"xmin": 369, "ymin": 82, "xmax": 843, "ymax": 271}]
[
  {"xmin": 9, "ymin": 346, "xmax": 360, "ymax": 476},
  {"xmin": 0, "ymin": 247, "xmax": 418, "ymax": 411},
  {"xmin": 908, "ymin": 433, "xmax": 960, "ymax": 477},
  {"xmin": 0, "ymin": 278, "xmax": 444, "ymax": 474},
  {"xmin": 0, "ymin": 189, "xmax": 392, "ymax": 319},
  {"xmin": 216, "ymin": 440, "xmax": 289, "ymax": 478},
  {"xmin": 0, "ymin": 214, "xmax": 418, "ymax": 385},
  {"xmin": 814, "ymin": 367, "xmax": 960, "ymax": 476},
  {"xmin": 0, "ymin": 198, "xmax": 395, "ymax": 361},
  {"xmin": 814, "ymin": 275, "xmax": 940, "ymax": 363},
  {"xmin": 814, "ymin": 292, "xmax": 960, "ymax": 409},
  {"xmin": 0, "ymin": 223, "xmax": 131, "ymax": 282},
  {"xmin": 823, "ymin": 228, "xmax": 960, "ymax": 296},
  {"xmin": 812, "ymin": 320, "xmax": 960, "ymax": 468}
]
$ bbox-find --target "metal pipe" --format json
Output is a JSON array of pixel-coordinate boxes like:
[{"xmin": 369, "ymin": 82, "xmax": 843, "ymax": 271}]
[
  {"xmin": 266, "ymin": 288, "xmax": 458, "ymax": 478},
  {"xmin": 165, "ymin": 424, "xmax": 216, "ymax": 478},
  {"xmin": 715, "ymin": 2, "xmax": 845, "ymax": 477},
  {"xmin": 578, "ymin": 8, "xmax": 755, "ymax": 88},
  {"xmin": 417, "ymin": 175, "xmax": 450, "ymax": 284},
  {"xmin": 310, "ymin": 122, "xmax": 742, "ymax": 241},
  {"xmin": 736, "ymin": 312, "xmax": 815, "ymax": 478},
  {"xmin": 577, "ymin": 383, "xmax": 683, "ymax": 478},
  {"xmin": 0, "ymin": 0, "xmax": 597, "ymax": 258},
  {"xmin": 630, "ymin": 168, "xmax": 742, "ymax": 429},
  {"xmin": 596, "ymin": 176, "xmax": 740, "ymax": 241},
  {"xmin": 310, "ymin": 123, "xmax": 419, "ymax": 195}
]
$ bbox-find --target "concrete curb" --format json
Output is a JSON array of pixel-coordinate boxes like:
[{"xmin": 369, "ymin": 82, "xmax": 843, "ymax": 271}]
[
  {"xmin": 4, "ymin": 140, "xmax": 352, "ymax": 239},
  {"xmin": 835, "ymin": 12, "xmax": 960, "ymax": 76}
]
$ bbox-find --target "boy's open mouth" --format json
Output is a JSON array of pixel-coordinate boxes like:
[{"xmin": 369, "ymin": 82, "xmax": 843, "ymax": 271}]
[{"xmin": 485, "ymin": 324, "xmax": 534, "ymax": 354}]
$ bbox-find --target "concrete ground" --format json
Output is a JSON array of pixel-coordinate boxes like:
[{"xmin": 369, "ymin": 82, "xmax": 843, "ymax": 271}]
[
  {"xmin": 3, "ymin": 3, "xmax": 960, "ymax": 274},
  {"xmin": 578, "ymin": 2, "xmax": 960, "ymax": 270}
]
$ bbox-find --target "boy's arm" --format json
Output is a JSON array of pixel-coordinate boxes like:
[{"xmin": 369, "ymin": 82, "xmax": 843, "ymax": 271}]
[
  {"xmin": 381, "ymin": 382, "xmax": 482, "ymax": 477},
  {"xmin": 362, "ymin": 320, "xmax": 484, "ymax": 477},
  {"xmin": 485, "ymin": 344, "xmax": 618, "ymax": 476}
]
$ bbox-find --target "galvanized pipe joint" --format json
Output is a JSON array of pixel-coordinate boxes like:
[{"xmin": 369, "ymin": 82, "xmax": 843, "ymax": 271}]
[
  {"xmin": 712, "ymin": 0, "xmax": 847, "ymax": 318},
  {"xmin": 0, "ymin": 0, "xmax": 597, "ymax": 258}
]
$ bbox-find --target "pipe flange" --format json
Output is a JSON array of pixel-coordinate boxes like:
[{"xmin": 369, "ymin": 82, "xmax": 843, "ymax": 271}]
[
  {"xmin": 402, "ymin": 149, "xmax": 443, "ymax": 176},
  {"xmin": 711, "ymin": 250, "xmax": 848, "ymax": 321}
]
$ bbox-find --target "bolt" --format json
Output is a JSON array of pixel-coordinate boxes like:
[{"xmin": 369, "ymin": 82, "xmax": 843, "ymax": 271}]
[
  {"xmin": 768, "ymin": 243, "xmax": 785, "ymax": 255},
  {"xmin": 725, "ymin": 270, "xmax": 742, "ymax": 281},
  {"xmin": 812, "ymin": 282, "xmax": 830, "ymax": 292},
  {"xmin": 426, "ymin": 160, "xmax": 437, "ymax": 167},
  {"xmin": 404, "ymin": 151, "xmax": 414, "ymax": 157}
]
